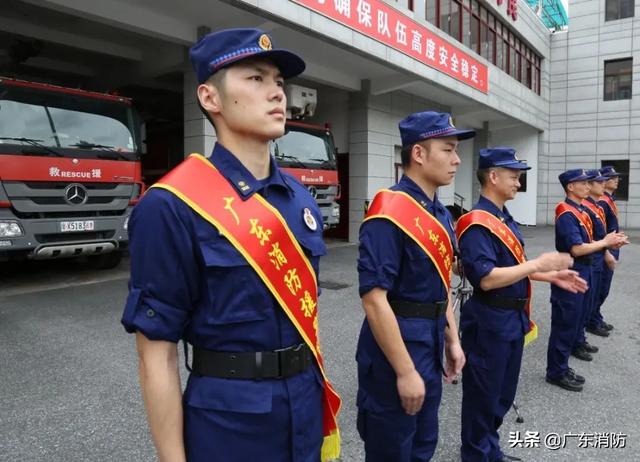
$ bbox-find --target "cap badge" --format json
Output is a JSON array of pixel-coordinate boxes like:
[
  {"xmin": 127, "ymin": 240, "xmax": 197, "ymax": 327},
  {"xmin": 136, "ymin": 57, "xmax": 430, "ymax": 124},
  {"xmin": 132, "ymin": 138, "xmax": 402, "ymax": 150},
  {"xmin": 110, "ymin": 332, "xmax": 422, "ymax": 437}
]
[
  {"xmin": 303, "ymin": 207, "xmax": 318, "ymax": 231},
  {"xmin": 258, "ymin": 34, "xmax": 272, "ymax": 51},
  {"xmin": 449, "ymin": 116, "xmax": 455, "ymax": 128}
]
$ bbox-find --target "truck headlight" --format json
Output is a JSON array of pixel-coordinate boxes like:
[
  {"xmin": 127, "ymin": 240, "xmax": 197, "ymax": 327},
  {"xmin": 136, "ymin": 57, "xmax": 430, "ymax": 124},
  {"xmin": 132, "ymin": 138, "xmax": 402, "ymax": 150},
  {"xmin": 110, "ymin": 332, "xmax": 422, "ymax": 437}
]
[
  {"xmin": 331, "ymin": 204, "xmax": 340, "ymax": 218},
  {"xmin": 0, "ymin": 220, "xmax": 24, "ymax": 237}
]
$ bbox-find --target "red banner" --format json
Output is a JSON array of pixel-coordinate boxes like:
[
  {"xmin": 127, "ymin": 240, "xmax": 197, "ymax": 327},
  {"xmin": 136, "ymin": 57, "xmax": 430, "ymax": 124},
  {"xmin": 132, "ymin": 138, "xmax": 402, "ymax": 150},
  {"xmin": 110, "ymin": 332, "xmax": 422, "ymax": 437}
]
[{"xmin": 292, "ymin": 0, "xmax": 488, "ymax": 93}]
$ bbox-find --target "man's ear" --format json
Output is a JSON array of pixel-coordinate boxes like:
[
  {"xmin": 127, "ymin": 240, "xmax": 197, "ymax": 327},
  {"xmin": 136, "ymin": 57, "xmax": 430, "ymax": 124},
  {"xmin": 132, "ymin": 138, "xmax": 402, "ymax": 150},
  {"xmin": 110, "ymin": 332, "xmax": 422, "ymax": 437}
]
[
  {"xmin": 197, "ymin": 83, "xmax": 222, "ymax": 116},
  {"xmin": 412, "ymin": 144, "xmax": 424, "ymax": 166},
  {"xmin": 489, "ymin": 168, "xmax": 499, "ymax": 185}
]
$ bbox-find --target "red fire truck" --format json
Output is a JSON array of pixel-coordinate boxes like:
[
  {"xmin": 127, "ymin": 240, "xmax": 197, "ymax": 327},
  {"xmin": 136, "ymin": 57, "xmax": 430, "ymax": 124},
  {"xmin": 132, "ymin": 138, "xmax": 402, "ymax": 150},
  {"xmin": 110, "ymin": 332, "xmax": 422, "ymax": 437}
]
[
  {"xmin": 274, "ymin": 85, "xmax": 340, "ymax": 229},
  {"xmin": 0, "ymin": 77, "xmax": 144, "ymax": 268}
]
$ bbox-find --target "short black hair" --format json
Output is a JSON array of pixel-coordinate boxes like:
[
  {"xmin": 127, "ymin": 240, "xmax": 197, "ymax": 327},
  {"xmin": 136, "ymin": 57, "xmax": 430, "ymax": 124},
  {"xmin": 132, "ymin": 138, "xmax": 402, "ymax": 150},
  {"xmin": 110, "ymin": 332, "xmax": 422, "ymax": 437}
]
[
  {"xmin": 400, "ymin": 144, "xmax": 415, "ymax": 168},
  {"xmin": 400, "ymin": 140, "xmax": 432, "ymax": 168},
  {"xmin": 197, "ymin": 68, "xmax": 229, "ymax": 129},
  {"xmin": 476, "ymin": 168, "xmax": 492, "ymax": 186}
]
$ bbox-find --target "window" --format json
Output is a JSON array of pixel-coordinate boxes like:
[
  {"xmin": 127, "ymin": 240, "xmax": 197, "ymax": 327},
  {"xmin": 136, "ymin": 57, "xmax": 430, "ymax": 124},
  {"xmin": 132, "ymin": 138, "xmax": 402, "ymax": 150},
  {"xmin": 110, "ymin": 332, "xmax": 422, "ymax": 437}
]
[
  {"xmin": 451, "ymin": 1, "xmax": 461, "ymax": 41},
  {"xmin": 604, "ymin": 58, "xmax": 633, "ymax": 101},
  {"xmin": 440, "ymin": 0, "xmax": 451, "ymax": 34},
  {"xmin": 426, "ymin": 0, "xmax": 438, "ymax": 26},
  {"xmin": 601, "ymin": 160, "xmax": 630, "ymax": 201},
  {"xmin": 480, "ymin": 22, "xmax": 494, "ymax": 63},
  {"xmin": 517, "ymin": 171, "xmax": 527, "ymax": 193},
  {"xmin": 426, "ymin": 0, "xmax": 542, "ymax": 94},
  {"xmin": 605, "ymin": 0, "xmax": 634, "ymax": 21}
]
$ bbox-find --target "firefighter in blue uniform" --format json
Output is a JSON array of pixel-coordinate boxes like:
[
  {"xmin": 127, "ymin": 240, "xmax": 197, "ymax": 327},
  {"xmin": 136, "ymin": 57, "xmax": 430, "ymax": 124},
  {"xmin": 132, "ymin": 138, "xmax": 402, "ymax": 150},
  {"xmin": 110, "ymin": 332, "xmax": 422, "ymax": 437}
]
[
  {"xmin": 546, "ymin": 169, "xmax": 626, "ymax": 392},
  {"xmin": 590, "ymin": 166, "xmax": 626, "ymax": 335},
  {"xmin": 121, "ymin": 29, "xmax": 329, "ymax": 462},
  {"xmin": 571, "ymin": 169, "xmax": 609, "ymax": 361},
  {"xmin": 459, "ymin": 148, "xmax": 584, "ymax": 462},
  {"xmin": 356, "ymin": 111, "xmax": 470, "ymax": 462}
]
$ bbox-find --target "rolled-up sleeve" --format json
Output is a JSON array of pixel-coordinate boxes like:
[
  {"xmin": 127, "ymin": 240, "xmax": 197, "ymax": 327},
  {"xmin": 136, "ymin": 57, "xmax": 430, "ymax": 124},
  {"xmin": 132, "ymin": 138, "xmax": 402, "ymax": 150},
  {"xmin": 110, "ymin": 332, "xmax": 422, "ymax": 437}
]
[
  {"xmin": 357, "ymin": 218, "xmax": 403, "ymax": 297},
  {"xmin": 459, "ymin": 226, "xmax": 498, "ymax": 288},
  {"xmin": 556, "ymin": 213, "xmax": 584, "ymax": 251},
  {"xmin": 121, "ymin": 190, "xmax": 199, "ymax": 342}
]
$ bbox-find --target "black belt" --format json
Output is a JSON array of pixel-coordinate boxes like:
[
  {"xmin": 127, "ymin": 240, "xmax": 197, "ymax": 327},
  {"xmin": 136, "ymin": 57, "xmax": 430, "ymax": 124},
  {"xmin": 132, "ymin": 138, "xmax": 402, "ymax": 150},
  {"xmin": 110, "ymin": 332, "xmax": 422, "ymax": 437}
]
[
  {"xmin": 574, "ymin": 256, "xmax": 592, "ymax": 266},
  {"xmin": 191, "ymin": 343, "xmax": 313, "ymax": 379},
  {"xmin": 472, "ymin": 291, "xmax": 528, "ymax": 310},
  {"xmin": 389, "ymin": 299, "xmax": 448, "ymax": 319}
]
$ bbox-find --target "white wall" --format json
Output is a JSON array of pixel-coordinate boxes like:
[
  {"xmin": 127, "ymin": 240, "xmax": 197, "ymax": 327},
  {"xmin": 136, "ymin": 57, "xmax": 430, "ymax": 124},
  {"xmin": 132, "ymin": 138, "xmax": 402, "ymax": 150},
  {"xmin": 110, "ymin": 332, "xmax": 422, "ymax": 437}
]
[
  {"xmin": 454, "ymin": 140, "xmax": 475, "ymax": 210},
  {"xmin": 489, "ymin": 125, "xmax": 540, "ymax": 225}
]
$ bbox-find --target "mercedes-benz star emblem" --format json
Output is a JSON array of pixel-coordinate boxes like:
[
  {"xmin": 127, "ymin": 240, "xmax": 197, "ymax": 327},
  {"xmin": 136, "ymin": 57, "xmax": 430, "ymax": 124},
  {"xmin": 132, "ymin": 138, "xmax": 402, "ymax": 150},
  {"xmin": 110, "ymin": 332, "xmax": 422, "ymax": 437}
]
[
  {"xmin": 307, "ymin": 186, "xmax": 318, "ymax": 199},
  {"xmin": 64, "ymin": 183, "xmax": 88, "ymax": 205}
]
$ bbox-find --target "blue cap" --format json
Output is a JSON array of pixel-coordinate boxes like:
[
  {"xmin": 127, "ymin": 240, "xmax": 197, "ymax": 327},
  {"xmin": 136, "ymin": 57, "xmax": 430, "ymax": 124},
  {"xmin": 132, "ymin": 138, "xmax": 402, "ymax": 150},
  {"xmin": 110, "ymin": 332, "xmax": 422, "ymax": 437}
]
[
  {"xmin": 478, "ymin": 147, "xmax": 531, "ymax": 170},
  {"xmin": 600, "ymin": 166, "xmax": 621, "ymax": 178},
  {"xmin": 399, "ymin": 111, "xmax": 475, "ymax": 147},
  {"xmin": 586, "ymin": 169, "xmax": 607, "ymax": 182},
  {"xmin": 189, "ymin": 28, "xmax": 306, "ymax": 83},
  {"xmin": 558, "ymin": 168, "xmax": 595, "ymax": 187}
]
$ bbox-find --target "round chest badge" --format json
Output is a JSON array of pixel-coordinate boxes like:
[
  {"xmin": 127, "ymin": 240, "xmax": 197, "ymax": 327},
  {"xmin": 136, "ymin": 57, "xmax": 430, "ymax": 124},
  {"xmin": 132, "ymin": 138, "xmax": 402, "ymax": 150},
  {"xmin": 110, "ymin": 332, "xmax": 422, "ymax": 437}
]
[
  {"xmin": 258, "ymin": 34, "xmax": 272, "ymax": 51},
  {"xmin": 303, "ymin": 207, "xmax": 318, "ymax": 231}
]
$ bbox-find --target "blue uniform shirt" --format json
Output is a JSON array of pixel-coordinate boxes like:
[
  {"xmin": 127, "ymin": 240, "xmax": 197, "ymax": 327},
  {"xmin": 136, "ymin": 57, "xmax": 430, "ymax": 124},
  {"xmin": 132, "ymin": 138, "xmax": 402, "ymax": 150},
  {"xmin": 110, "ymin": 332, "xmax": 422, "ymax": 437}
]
[
  {"xmin": 121, "ymin": 143, "xmax": 326, "ymax": 431},
  {"xmin": 583, "ymin": 197, "xmax": 606, "ymax": 268},
  {"xmin": 598, "ymin": 192, "xmax": 620, "ymax": 259},
  {"xmin": 458, "ymin": 196, "xmax": 529, "ymax": 340},
  {"xmin": 358, "ymin": 175, "xmax": 456, "ymax": 302},
  {"xmin": 552, "ymin": 198, "xmax": 592, "ymax": 300},
  {"xmin": 356, "ymin": 175, "xmax": 454, "ymax": 412}
]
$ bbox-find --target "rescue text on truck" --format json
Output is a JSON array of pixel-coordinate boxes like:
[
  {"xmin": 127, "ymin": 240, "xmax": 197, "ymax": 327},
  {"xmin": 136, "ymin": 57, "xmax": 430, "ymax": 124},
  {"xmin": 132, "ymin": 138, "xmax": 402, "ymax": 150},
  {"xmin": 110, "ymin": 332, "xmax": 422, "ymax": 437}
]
[{"xmin": 0, "ymin": 78, "xmax": 144, "ymax": 269}]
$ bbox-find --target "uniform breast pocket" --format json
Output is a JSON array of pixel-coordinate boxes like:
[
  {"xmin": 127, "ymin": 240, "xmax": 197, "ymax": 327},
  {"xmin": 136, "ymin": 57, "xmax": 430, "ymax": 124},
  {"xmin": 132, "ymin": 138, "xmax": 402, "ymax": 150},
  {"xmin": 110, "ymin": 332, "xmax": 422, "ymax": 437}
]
[{"xmin": 199, "ymin": 240, "xmax": 270, "ymax": 325}]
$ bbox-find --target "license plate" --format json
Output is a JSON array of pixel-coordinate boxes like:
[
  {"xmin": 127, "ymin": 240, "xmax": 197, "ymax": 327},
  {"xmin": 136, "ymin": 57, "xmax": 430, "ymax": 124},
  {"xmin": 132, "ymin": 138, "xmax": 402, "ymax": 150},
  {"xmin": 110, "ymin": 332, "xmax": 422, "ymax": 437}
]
[{"xmin": 59, "ymin": 220, "xmax": 95, "ymax": 232}]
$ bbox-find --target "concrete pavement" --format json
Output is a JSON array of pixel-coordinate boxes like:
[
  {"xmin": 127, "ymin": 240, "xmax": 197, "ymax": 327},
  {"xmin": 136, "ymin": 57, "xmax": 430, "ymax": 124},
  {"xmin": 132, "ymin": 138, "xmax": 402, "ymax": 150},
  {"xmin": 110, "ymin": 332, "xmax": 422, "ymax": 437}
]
[{"xmin": 1, "ymin": 226, "xmax": 638, "ymax": 461}]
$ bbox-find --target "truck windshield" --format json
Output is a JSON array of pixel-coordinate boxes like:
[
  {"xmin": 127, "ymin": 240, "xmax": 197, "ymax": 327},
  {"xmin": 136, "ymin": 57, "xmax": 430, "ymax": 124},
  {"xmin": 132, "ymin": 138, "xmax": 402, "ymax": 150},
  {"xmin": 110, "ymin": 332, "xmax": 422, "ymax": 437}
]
[
  {"xmin": 271, "ymin": 125, "xmax": 336, "ymax": 169},
  {"xmin": 0, "ymin": 83, "xmax": 140, "ymax": 159}
]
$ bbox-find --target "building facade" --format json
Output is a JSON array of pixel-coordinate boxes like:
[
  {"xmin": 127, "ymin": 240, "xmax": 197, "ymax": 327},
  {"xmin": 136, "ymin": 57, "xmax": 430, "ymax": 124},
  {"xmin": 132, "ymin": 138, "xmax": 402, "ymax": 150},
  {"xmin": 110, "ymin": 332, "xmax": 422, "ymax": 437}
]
[
  {"xmin": 544, "ymin": 0, "xmax": 639, "ymax": 228},
  {"xmin": 0, "ymin": 0, "xmax": 637, "ymax": 240}
]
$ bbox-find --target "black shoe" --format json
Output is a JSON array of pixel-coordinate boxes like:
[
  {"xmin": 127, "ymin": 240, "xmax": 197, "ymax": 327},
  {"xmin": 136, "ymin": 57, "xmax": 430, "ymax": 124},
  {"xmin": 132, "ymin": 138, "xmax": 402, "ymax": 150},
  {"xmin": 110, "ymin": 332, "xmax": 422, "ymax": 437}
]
[
  {"xmin": 583, "ymin": 342, "xmax": 599, "ymax": 353},
  {"xmin": 546, "ymin": 374, "xmax": 583, "ymax": 392},
  {"xmin": 586, "ymin": 325, "xmax": 610, "ymax": 337},
  {"xmin": 571, "ymin": 346, "xmax": 593, "ymax": 361},
  {"xmin": 601, "ymin": 322, "xmax": 614, "ymax": 331},
  {"xmin": 567, "ymin": 368, "xmax": 585, "ymax": 384},
  {"xmin": 498, "ymin": 455, "xmax": 522, "ymax": 462}
]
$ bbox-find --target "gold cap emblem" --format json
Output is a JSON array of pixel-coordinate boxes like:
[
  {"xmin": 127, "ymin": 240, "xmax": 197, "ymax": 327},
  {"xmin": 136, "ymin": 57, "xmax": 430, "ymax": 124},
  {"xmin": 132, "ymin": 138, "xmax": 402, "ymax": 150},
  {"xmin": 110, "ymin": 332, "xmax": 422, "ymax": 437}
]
[{"xmin": 258, "ymin": 34, "xmax": 272, "ymax": 51}]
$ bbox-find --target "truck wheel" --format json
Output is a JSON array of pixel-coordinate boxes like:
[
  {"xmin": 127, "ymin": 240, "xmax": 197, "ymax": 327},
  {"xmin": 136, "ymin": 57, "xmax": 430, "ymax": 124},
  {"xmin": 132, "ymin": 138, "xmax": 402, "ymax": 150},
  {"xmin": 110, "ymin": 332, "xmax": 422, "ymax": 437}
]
[{"xmin": 87, "ymin": 251, "xmax": 123, "ymax": 270}]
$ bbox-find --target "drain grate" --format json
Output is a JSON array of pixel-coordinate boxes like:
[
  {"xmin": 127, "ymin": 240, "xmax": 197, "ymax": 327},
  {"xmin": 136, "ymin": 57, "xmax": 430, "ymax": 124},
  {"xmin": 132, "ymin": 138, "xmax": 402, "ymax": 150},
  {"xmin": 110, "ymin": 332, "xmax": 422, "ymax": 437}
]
[{"xmin": 319, "ymin": 280, "xmax": 351, "ymax": 290}]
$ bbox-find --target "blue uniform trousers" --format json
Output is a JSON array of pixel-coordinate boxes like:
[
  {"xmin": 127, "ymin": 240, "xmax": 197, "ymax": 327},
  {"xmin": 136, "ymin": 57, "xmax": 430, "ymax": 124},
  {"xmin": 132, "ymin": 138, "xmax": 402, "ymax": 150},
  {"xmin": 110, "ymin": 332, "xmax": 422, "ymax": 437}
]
[
  {"xmin": 547, "ymin": 295, "xmax": 586, "ymax": 379},
  {"xmin": 356, "ymin": 320, "xmax": 444, "ymax": 462},
  {"xmin": 575, "ymin": 268, "xmax": 602, "ymax": 346},
  {"xmin": 183, "ymin": 368, "xmax": 323, "ymax": 462},
  {"xmin": 590, "ymin": 266, "xmax": 614, "ymax": 328},
  {"xmin": 460, "ymin": 325, "xmax": 523, "ymax": 462}
]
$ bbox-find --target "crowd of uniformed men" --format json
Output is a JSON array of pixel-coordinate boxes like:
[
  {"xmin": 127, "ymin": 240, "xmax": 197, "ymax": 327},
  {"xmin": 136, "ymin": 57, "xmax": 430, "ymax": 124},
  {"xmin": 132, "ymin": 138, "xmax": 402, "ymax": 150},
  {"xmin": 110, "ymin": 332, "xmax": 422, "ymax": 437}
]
[{"xmin": 120, "ymin": 27, "xmax": 630, "ymax": 462}]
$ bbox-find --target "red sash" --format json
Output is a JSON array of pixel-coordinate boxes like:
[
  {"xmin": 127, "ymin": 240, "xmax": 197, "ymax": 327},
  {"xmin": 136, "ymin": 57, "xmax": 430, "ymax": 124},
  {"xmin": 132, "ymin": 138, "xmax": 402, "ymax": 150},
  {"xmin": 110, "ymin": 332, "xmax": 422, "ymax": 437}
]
[
  {"xmin": 599, "ymin": 193, "xmax": 618, "ymax": 218},
  {"xmin": 364, "ymin": 189, "xmax": 453, "ymax": 290},
  {"xmin": 555, "ymin": 201, "xmax": 593, "ymax": 242},
  {"xmin": 455, "ymin": 210, "xmax": 537, "ymax": 346},
  {"xmin": 150, "ymin": 154, "xmax": 341, "ymax": 461},
  {"xmin": 582, "ymin": 199, "xmax": 606, "ymax": 229}
]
